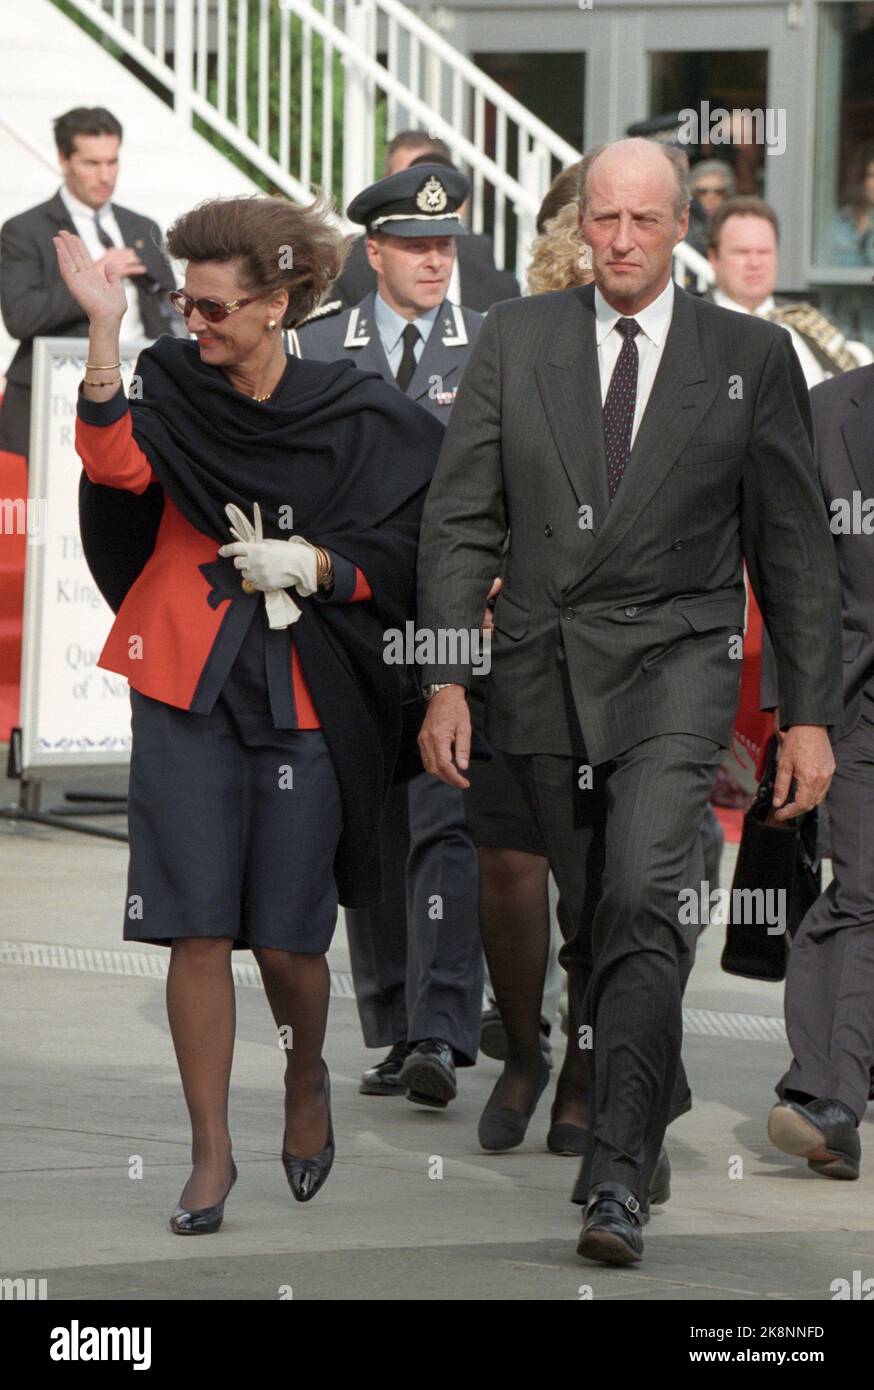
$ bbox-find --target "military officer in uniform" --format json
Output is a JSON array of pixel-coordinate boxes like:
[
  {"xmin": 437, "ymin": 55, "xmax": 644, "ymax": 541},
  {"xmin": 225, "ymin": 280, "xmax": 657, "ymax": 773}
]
[{"xmin": 291, "ymin": 165, "xmax": 485, "ymax": 1109}]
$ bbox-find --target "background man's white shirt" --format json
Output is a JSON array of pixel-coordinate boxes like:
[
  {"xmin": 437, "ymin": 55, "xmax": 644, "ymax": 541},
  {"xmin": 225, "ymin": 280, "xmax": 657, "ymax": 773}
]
[
  {"xmin": 59, "ymin": 185, "xmax": 146, "ymax": 338},
  {"xmin": 712, "ymin": 287, "xmax": 873, "ymax": 389}
]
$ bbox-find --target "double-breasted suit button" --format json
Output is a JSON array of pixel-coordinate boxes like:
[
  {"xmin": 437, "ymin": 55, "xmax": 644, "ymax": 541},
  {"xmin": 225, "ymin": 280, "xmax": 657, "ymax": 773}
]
[
  {"xmin": 562, "ymin": 607, "xmax": 576, "ymax": 620},
  {"xmin": 671, "ymin": 540, "xmax": 684, "ymax": 551},
  {"xmin": 544, "ymin": 524, "xmax": 553, "ymax": 537},
  {"xmin": 624, "ymin": 606, "xmax": 639, "ymax": 617}
]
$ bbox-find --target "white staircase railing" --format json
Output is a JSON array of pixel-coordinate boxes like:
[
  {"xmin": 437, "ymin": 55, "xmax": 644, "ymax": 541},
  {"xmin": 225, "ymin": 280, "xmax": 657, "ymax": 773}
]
[{"xmin": 49, "ymin": 0, "xmax": 713, "ymax": 291}]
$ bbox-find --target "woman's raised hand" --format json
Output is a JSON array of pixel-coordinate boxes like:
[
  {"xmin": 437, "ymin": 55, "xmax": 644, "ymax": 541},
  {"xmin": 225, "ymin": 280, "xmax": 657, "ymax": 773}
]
[{"xmin": 53, "ymin": 229, "xmax": 128, "ymax": 324}]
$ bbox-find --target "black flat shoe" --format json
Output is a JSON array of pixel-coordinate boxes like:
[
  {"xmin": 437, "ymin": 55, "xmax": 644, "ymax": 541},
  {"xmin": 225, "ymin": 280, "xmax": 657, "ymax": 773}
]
[
  {"xmin": 282, "ymin": 1063, "xmax": 335, "ymax": 1202},
  {"xmin": 577, "ymin": 1182, "xmax": 645, "ymax": 1265},
  {"xmin": 478, "ymin": 1059, "xmax": 551, "ymax": 1151},
  {"xmin": 170, "ymin": 1157, "xmax": 237, "ymax": 1235},
  {"xmin": 546, "ymin": 1120, "xmax": 587, "ymax": 1155},
  {"xmin": 400, "ymin": 1038, "xmax": 457, "ymax": 1109},
  {"xmin": 768, "ymin": 1098, "xmax": 860, "ymax": 1180},
  {"xmin": 359, "ymin": 1040, "xmax": 410, "ymax": 1096}
]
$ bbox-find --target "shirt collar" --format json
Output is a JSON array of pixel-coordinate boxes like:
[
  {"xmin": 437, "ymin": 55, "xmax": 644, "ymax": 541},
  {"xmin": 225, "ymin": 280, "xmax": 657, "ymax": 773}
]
[
  {"xmin": 374, "ymin": 291, "xmax": 441, "ymax": 352},
  {"xmin": 594, "ymin": 276, "xmax": 675, "ymax": 347},
  {"xmin": 712, "ymin": 287, "xmax": 775, "ymax": 317},
  {"xmin": 60, "ymin": 184, "xmax": 112, "ymax": 222}
]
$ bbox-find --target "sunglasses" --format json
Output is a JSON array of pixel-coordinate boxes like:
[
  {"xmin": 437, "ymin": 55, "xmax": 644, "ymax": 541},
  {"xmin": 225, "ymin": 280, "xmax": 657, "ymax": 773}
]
[
  {"xmin": 169, "ymin": 290, "xmax": 259, "ymax": 323},
  {"xmin": 694, "ymin": 186, "xmax": 728, "ymax": 198}
]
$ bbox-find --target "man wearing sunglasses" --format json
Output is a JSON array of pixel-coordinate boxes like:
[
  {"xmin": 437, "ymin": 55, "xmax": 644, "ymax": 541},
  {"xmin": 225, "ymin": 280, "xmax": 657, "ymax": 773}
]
[{"xmin": 0, "ymin": 106, "xmax": 181, "ymax": 459}]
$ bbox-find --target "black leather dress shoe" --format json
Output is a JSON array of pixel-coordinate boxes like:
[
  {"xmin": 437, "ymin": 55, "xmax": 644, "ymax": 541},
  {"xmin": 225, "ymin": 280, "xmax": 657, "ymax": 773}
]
[
  {"xmin": 359, "ymin": 1040, "xmax": 411, "ymax": 1096},
  {"xmin": 577, "ymin": 1182, "xmax": 645, "ymax": 1265},
  {"xmin": 170, "ymin": 1157, "xmax": 237, "ymax": 1235},
  {"xmin": 768, "ymin": 1098, "xmax": 860, "ymax": 1179},
  {"xmin": 400, "ymin": 1038, "xmax": 457, "ymax": 1108},
  {"xmin": 282, "ymin": 1062, "xmax": 335, "ymax": 1202}
]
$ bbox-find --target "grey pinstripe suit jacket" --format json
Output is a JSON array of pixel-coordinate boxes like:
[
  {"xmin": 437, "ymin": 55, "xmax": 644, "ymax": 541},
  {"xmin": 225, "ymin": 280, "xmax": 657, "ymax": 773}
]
[{"xmin": 416, "ymin": 281, "xmax": 844, "ymax": 763}]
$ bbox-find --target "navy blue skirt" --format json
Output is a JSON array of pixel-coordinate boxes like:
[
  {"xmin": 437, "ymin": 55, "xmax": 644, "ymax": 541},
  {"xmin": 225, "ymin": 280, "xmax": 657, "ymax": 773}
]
[{"xmin": 124, "ymin": 620, "xmax": 344, "ymax": 953}]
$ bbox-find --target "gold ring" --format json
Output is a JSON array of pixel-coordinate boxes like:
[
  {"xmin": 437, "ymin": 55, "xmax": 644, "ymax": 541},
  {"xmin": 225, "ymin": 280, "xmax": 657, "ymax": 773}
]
[{"xmin": 241, "ymin": 578, "xmax": 257, "ymax": 595}]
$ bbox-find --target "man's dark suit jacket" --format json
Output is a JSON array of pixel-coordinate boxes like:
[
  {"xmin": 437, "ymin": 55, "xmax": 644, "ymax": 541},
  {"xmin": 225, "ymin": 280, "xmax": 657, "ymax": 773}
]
[
  {"xmin": 331, "ymin": 232, "xmax": 520, "ymax": 313},
  {"xmin": 417, "ymin": 281, "xmax": 843, "ymax": 765},
  {"xmin": 761, "ymin": 363, "xmax": 874, "ymax": 741},
  {"xmin": 0, "ymin": 191, "xmax": 178, "ymax": 453}
]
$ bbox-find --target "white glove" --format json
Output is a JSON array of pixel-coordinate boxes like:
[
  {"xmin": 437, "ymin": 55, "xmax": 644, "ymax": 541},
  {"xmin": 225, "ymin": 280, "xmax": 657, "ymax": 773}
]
[{"xmin": 219, "ymin": 503, "xmax": 319, "ymax": 629}]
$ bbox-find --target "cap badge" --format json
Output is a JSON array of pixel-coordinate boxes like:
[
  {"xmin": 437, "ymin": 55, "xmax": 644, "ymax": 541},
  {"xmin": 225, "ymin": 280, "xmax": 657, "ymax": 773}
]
[{"xmin": 416, "ymin": 175, "xmax": 448, "ymax": 214}]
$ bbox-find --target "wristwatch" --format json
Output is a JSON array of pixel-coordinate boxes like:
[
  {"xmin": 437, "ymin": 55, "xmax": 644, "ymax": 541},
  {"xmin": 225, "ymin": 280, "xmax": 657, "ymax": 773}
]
[{"xmin": 422, "ymin": 682, "xmax": 461, "ymax": 700}]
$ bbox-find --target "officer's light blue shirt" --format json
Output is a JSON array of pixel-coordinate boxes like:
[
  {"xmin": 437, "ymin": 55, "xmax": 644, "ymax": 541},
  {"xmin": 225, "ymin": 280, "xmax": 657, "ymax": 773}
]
[{"xmin": 373, "ymin": 292, "xmax": 440, "ymax": 375}]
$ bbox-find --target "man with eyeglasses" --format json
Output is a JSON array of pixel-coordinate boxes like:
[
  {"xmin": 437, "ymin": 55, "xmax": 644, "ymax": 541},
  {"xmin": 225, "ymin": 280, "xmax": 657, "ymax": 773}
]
[{"xmin": 0, "ymin": 106, "xmax": 180, "ymax": 459}]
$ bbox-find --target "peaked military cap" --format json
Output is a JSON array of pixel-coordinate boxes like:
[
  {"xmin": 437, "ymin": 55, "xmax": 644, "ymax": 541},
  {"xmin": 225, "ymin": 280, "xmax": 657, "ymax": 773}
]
[{"xmin": 347, "ymin": 163, "xmax": 470, "ymax": 238}]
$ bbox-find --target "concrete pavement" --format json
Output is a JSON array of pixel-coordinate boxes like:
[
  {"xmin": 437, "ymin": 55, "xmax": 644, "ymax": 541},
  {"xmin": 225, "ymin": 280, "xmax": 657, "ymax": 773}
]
[{"xmin": 1, "ymin": 769, "xmax": 872, "ymax": 1302}]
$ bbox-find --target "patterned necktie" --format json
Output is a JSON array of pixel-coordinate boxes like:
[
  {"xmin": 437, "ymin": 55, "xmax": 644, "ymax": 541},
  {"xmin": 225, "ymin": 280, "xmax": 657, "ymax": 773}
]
[
  {"xmin": 395, "ymin": 323, "xmax": 420, "ymax": 392},
  {"xmin": 94, "ymin": 213, "xmax": 114, "ymax": 250},
  {"xmin": 603, "ymin": 316, "xmax": 641, "ymax": 500}
]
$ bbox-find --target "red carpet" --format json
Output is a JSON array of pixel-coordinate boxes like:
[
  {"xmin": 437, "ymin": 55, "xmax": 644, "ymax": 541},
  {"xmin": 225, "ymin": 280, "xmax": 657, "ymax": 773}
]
[{"xmin": 0, "ymin": 447, "xmax": 27, "ymax": 742}]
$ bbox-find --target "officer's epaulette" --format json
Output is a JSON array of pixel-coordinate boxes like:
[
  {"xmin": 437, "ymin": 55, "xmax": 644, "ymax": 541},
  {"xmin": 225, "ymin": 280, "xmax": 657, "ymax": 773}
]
[
  {"xmin": 768, "ymin": 302, "xmax": 859, "ymax": 374},
  {"xmin": 297, "ymin": 299, "xmax": 344, "ymax": 329}
]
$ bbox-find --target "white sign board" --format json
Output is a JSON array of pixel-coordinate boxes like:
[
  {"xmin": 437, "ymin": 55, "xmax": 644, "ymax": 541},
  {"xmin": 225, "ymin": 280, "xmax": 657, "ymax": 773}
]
[{"xmin": 20, "ymin": 337, "xmax": 150, "ymax": 770}]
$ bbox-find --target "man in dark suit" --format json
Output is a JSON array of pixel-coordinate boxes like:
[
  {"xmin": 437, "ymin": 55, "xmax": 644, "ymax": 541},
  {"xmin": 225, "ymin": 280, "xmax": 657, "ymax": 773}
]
[
  {"xmin": 416, "ymin": 137, "xmax": 843, "ymax": 1264},
  {"xmin": 765, "ymin": 362, "xmax": 874, "ymax": 1180},
  {"xmin": 0, "ymin": 106, "xmax": 178, "ymax": 456},
  {"xmin": 293, "ymin": 165, "xmax": 485, "ymax": 1111},
  {"xmin": 330, "ymin": 132, "xmax": 520, "ymax": 312}
]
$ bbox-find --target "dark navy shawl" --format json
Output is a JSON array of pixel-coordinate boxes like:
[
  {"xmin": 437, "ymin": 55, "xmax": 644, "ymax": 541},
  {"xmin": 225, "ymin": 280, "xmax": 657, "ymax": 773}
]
[{"xmin": 79, "ymin": 336, "xmax": 443, "ymax": 907}]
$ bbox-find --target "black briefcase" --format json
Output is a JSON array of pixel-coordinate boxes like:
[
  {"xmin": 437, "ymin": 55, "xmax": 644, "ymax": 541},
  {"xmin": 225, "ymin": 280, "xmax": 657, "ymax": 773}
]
[{"xmin": 720, "ymin": 736, "xmax": 822, "ymax": 982}]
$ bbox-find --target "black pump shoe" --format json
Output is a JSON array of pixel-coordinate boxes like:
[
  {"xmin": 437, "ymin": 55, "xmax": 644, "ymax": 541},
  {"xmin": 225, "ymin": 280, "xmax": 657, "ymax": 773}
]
[
  {"xmin": 282, "ymin": 1063, "xmax": 335, "ymax": 1203},
  {"xmin": 478, "ymin": 1059, "xmax": 551, "ymax": 1151},
  {"xmin": 170, "ymin": 1156, "xmax": 237, "ymax": 1235}
]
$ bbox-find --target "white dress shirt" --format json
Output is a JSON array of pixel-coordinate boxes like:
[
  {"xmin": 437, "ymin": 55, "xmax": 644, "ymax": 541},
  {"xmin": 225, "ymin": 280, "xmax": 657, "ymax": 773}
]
[
  {"xmin": 595, "ymin": 277, "xmax": 675, "ymax": 446},
  {"xmin": 373, "ymin": 290, "xmax": 440, "ymax": 376},
  {"xmin": 59, "ymin": 184, "xmax": 145, "ymax": 338}
]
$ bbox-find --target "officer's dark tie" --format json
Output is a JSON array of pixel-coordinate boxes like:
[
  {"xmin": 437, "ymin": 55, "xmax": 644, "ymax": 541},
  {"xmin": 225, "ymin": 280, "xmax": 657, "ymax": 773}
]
[
  {"xmin": 94, "ymin": 213, "xmax": 115, "ymax": 250},
  {"xmin": 602, "ymin": 316, "xmax": 641, "ymax": 500},
  {"xmin": 395, "ymin": 322, "xmax": 420, "ymax": 392}
]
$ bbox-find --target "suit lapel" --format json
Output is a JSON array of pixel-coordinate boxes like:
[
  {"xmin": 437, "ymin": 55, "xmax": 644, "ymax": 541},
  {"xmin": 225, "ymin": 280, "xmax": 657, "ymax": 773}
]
[
  {"xmin": 43, "ymin": 190, "xmax": 77, "ymax": 234},
  {"xmin": 840, "ymin": 370, "xmax": 874, "ymax": 499},
  {"xmin": 564, "ymin": 286, "xmax": 718, "ymax": 596},
  {"xmin": 535, "ymin": 285, "xmax": 610, "ymax": 524}
]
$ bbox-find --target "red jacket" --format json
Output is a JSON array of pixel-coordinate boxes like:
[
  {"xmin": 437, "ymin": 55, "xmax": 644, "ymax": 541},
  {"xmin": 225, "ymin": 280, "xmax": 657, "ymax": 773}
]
[{"xmin": 76, "ymin": 402, "xmax": 371, "ymax": 726}]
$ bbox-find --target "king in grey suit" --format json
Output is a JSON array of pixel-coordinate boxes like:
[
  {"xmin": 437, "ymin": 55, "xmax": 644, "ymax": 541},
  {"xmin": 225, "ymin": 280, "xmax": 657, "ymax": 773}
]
[
  {"xmin": 292, "ymin": 166, "xmax": 486, "ymax": 1108},
  {"xmin": 417, "ymin": 138, "xmax": 843, "ymax": 1262},
  {"xmin": 765, "ymin": 363, "xmax": 874, "ymax": 1179}
]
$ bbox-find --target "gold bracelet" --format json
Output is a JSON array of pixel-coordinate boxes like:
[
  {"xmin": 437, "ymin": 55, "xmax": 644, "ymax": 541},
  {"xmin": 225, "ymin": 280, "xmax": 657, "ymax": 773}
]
[
  {"xmin": 315, "ymin": 546, "xmax": 334, "ymax": 589},
  {"xmin": 85, "ymin": 361, "xmax": 121, "ymax": 370}
]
